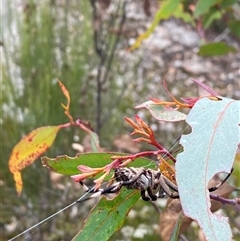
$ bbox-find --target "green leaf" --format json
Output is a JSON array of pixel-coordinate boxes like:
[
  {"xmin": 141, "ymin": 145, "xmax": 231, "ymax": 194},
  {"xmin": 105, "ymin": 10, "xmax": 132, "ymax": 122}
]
[
  {"xmin": 129, "ymin": 0, "xmax": 180, "ymax": 51},
  {"xmin": 229, "ymin": 20, "xmax": 240, "ymax": 39},
  {"xmin": 173, "ymin": 4, "xmax": 195, "ymax": 25},
  {"xmin": 202, "ymin": 8, "xmax": 221, "ymax": 29},
  {"xmin": 72, "ymin": 189, "xmax": 140, "ymax": 241},
  {"xmin": 233, "ymin": 149, "xmax": 240, "ymax": 187},
  {"xmin": 233, "ymin": 161, "xmax": 240, "ymax": 187},
  {"xmin": 135, "ymin": 101, "xmax": 187, "ymax": 122},
  {"xmin": 194, "ymin": 0, "xmax": 218, "ymax": 17},
  {"xmin": 169, "ymin": 213, "xmax": 184, "ymax": 241},
  {"xmin": 42, "ymin": 152, "xmax": 153, "ymax": 176},
  {"xmin": 198, "ymin": 42, "xmax": 237, "ymax": 56},
  {"xmin": 89, "ymin": 131, "xmax": 100, "ymax": 152},
  {"xmin": 221, "ymin": 0, "xmax": 239, "ymax": 8},
  {"xmin": 157, "ymin": 0, "xmax": 181, "ymax": 19},
  {"xmin": 176, "ymin": 97, "xmax": 240, "ymax": 241}
]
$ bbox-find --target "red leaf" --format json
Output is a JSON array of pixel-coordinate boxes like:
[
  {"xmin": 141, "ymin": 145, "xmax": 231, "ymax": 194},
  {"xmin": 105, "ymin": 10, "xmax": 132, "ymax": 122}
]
[{"xmin": 190, "ymin": 78, "xmax": 220, "ymax": 97}]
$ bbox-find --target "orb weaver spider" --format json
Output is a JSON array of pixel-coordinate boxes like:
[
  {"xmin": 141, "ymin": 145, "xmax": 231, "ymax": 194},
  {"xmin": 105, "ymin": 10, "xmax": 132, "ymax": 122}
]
[{"xmin": 78, "ymin": 167, "xmax": 233, "ymax": 202}]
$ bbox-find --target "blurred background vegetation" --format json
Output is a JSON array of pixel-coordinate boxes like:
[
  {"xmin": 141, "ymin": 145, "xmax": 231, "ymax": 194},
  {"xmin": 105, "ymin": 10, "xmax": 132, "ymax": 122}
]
[{"xmin": 1, "ymin": 0, "xmax": 240, "ymax": 240}]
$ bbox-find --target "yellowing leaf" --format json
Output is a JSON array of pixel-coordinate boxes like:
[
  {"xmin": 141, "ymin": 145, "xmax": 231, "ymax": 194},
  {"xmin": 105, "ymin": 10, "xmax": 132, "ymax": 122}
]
[
  {"xmin": 128, "ymin": 0, "xmax": 180, "ymax": 51},
  {"xmin": 12, "ymin": 171, "xmax": 23, "ymax": 196},
  {"xmin": 9, "ymin": 125, "xmax": 61, "ymax": 195}
]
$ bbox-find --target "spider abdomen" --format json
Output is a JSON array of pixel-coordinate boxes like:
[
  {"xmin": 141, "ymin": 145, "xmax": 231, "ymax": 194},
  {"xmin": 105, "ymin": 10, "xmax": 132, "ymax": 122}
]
[{"xmin": 114, "ymin": 167, "xmax": 158, "ymax": 190}]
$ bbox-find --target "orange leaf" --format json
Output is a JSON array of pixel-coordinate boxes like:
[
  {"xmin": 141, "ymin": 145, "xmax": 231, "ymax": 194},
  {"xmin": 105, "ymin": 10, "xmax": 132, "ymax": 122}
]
[
  {"xmin": 8, "ymin": 125, "xmax": 61, "ymax": 195},
  {"xmin": 58, "ymin": 80, "xmax": 70, "ymax": 104},
  {"xmin": 158, "ymin": 156, "xmax": 176, "ymax": 184},
  {"xmin": 58, "ymin": 80, "xmax": 74, "ymax": 123}
]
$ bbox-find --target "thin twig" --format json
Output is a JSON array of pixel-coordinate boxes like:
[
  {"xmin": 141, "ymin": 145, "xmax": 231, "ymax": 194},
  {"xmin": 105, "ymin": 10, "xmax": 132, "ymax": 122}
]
[
  {"xmin": 210, "ymin": 194, "xmax": 240, "ymax": 213},
  {"xmin": 90, "ymin": 0, "xmax": 127, "ymax": 135},
  {"xmin": 101, "ymin": 0, "xmax": 127, "ymax": 86}
]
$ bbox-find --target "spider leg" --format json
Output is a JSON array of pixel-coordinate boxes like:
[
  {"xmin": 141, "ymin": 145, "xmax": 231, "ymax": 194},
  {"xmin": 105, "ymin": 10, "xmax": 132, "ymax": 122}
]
[
  {"xmin": 117, "ymin": 169, "xmax": 146, "ymax": 186},
  {"xmin": 154, "ymin": 172, "xmax": 166, "ymax": 198},
  {"xmin": 158, "ymin": 175, "xmax": 179, "ymax": 199},
  {"xmin": 119, "ymin": 169, "xmax": 155, "ymax": 201},
  {"xmin": 157, "ymin": 168, "xmax": 233, "ymax": 199},
  {"xmin": 208, "ymin": 168, "xmax": 233, "ymax": 192},
  {"xmin": 161, "ymin": 175, "xmax": 178, "ymax": 192},
  {"xmin": 140, "ymin": 189, "xmax": 150, "ymax": 201},
  {"xmin": 77, "ymin": 181, "xmax": 102, "ymax": 202},
  {"xmin": 157, "ymin": 186, "xmax": 166, "ymax": 198},
  {"xmin": 77, "ymin": 181, "xmax": 122, "ymax": 203},
  {"xmin": 116, "ymin": 168, "xmax": 158, "ymax": 201},
  {"xmin": 145, "ymin": 170, "xmax": 158, "ymax": 201},
  {"xmin": 100, "ymin": 182, "xmax": 122, "ymax": 195},
  {"xmin": 146, "ymin": 187, "xmax": 158, "ymax": 201}
]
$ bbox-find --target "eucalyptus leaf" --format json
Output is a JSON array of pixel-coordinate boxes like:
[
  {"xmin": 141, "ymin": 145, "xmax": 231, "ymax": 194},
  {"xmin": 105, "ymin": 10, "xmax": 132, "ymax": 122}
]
[
  {"xmin": 42, "ymin": 152, "xmax": 154, "ymax": 176},
  {"xmin": 198, "ymin": 42, "xmax": 237, "ymax": 56},
  {"xmin": 194, "ymin": 0, "xmax": 218, "ymax": 17},
  {"xmin": 72, "ymin": 189, "xmax": 140, "ymax": 241},
  {"xmin": 135, "ymin": 100, "xmax": 187, "ymax": 122},
  {"xmin": 176, "ymin": 97, "xmax": 240, "ymax": 241}
]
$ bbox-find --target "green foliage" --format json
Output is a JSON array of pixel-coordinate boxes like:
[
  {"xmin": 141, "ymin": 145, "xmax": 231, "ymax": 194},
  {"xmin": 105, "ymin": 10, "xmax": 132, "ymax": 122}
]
[
  {"xmin": 202, "ymin": 8, "xmax": 221, "ymax": 29},
  {"xmin": 172, "ymin": 4, "xmax": 195, "ymax": 25},
  {"xmin": 2, "ymin": 1, "xmax": 95, "ymax": 204},
  {"xmin": 229, "ymin": 20, "xmax": 240, "ymax": 38},
  {"xmin": 2, "ymin": 1, "xmax": 93, "ymax": 165},
  {"xmin": 42, "ymin": 153, "xmax": 153, "ymax": 176},
  {"xmin": 170, "ymin": 213, "xmax": 184, "ymax": 241},
  {"xmin": 198, "ymin": 42, "xmax": 237, "ymax": 56},
  {"xmin": 129, "ymin": 0, "xmax": 180, "ymax": 50},
  {"xmin": 73, "ymin": 189, "xmax": 140, "ymax": 241},
  {"xmin": 69, "ymin": 96, "xmax": 239, "ymax": 240},
  {"xmin": 16, "ymin": 1, "xmax": 93, "ymax": 125},
  {"xmin": 42, "ymin": 87, "xmax": 238, "ymax": 240},
  {"xmin": 194, "ymin": 0, "xmax": 219, "ymax": 17},
  {"xmin": 3, "ymin": 1, "xmax": 239, "ymax": 240},
  {"xmin": 130, "ymin": 0, "xmax": 239, "ymax": 55},
  {"xmin": 2, "ymin": 1, "xmax": 103, "ymax": 239},
  {"xmin": 221, "ymin": 0, "xmax": 239, "ymax": 8}
]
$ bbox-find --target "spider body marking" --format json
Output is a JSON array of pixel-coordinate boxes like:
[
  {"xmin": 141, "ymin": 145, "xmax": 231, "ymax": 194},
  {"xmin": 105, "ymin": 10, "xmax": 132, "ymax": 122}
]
[
  {"xmin": 113, "ymin": 167, "xmax": 179, "ymax": 201},
  {"xmin": 78, "ymin": 167, "xmax": 233, "ymax": 202}
]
